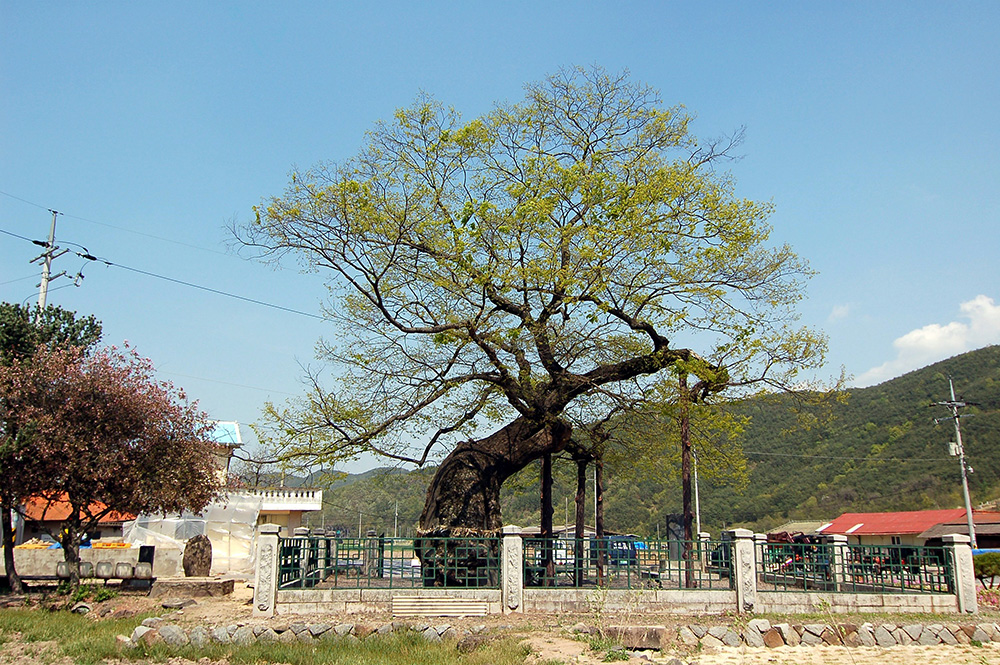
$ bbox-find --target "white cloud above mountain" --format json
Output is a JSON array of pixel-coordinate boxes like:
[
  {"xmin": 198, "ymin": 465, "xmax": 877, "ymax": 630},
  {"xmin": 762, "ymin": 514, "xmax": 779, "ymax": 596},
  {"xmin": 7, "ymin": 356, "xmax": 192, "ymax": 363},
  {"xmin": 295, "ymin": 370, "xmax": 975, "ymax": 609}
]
[{"xmin": 856, "ymin": 295, "xmax": 1000, "ymax": 386}]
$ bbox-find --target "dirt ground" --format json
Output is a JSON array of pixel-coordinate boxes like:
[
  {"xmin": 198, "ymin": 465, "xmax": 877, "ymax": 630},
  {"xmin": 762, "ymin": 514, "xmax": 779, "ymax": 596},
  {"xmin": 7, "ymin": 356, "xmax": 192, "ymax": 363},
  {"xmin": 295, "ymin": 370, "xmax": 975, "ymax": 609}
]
[
  {"xmin": 2, "ymin": 582, "xmax": 1000, "ymax": 665},
  {"xmin": 519, "ymin": 634, "xmax": 1000, "ymax": 664}
]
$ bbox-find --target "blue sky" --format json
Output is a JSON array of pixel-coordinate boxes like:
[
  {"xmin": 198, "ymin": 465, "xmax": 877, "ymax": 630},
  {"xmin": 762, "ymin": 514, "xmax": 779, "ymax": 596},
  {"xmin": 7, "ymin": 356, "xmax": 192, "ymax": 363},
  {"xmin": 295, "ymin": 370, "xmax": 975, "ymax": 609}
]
[{"xmin": 2, "ymin": 3, "xmax": 998, "ymax": 470}]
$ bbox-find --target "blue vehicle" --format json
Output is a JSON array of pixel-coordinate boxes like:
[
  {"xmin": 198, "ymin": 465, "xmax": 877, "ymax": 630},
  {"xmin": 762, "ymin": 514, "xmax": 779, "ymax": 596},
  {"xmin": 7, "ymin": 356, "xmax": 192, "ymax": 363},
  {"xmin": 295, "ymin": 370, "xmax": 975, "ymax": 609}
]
[{"xmin": 590, "ymin": 535, "xmax": 638, "ymax": 566}]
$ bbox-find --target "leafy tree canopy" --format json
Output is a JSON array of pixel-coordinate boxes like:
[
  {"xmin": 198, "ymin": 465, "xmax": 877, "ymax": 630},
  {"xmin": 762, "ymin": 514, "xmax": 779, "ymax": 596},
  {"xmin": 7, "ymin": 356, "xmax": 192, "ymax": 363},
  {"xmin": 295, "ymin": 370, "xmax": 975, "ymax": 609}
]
[
  {"xmin": 0, "ymin": 302, "xmax": 102, "ymax": 364},
  {"xmin": 240, "ymin": 66, "xmax": 827, "ymax": 534}
]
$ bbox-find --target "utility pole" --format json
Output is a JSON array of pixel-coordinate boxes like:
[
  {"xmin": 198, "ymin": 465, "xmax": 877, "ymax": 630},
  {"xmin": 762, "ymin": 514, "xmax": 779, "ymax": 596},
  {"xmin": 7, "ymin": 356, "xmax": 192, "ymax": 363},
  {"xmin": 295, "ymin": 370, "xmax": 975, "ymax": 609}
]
[
  {"xmin": 932, "ymin": 377, "xmax": 978, "ymax": 549},
  {"xmin": 33, "ymin": 210, "xmax": 65, "ymax": 308}
]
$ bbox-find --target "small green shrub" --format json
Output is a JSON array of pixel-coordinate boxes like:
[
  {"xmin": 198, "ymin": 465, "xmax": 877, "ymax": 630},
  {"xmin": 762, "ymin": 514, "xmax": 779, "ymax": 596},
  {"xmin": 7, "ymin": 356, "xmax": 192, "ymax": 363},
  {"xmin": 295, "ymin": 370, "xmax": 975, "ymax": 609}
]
[
  {"xmin": 973, "ymin": 552, "xmax": 1000, "ymax": 588},
  {"xmin": 70, "ymin": 584, "xmax": 92, "ymax": 603},
  {"xmin": 602, "ymin": 646, "xmax": 630, "ymax": 662},
  {"xmin": 93, "ymin": 586, "xmax": 117, "ymax": 602}
]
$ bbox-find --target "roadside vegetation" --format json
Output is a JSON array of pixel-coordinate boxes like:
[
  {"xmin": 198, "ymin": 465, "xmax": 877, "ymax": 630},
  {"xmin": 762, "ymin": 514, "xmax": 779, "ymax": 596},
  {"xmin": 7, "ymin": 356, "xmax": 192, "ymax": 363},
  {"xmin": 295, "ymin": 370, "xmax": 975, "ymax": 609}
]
[{"xmin": 0, "ymin": 607, "xmax": 537, "ymax": 665}]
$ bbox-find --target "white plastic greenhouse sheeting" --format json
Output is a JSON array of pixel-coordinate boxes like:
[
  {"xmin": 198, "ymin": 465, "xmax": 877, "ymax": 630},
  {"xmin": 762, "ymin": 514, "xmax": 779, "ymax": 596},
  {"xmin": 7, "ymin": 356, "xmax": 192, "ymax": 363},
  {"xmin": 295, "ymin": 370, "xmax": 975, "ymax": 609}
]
[{"xmin": 123, "ymin": 493, "xmax": 262, "ymax": 574}]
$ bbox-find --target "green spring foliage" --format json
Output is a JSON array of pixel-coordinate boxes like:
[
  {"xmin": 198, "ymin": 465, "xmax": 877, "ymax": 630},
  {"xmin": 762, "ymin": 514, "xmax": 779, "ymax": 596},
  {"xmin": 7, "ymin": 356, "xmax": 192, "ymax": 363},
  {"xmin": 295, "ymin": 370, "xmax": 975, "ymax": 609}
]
[{"xmin": 304, "ymin": 345, "xmax": 1000, "ymax": 538}]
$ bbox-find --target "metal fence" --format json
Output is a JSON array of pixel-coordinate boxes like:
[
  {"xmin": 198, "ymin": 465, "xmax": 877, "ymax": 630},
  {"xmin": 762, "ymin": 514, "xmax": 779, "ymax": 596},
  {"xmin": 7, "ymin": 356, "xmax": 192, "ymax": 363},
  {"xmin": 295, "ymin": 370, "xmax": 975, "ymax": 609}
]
[
  {"xmin": 277, "ymin": 535, "xmax": 500, "ymax": 590},
  {"xmin": 756, "ymin": 541, "xmax": 954, "ymax": 594},
  {"xmin": 756, "ymin": 540, "xmax": 834, "ymax": 591},
  {"xmin": 522, "ymin": 537, "xmax": 733, "ymax": 590},
  {"xmin": 839, "ymin": 543, "xmax": 953, "ymax": 594}
]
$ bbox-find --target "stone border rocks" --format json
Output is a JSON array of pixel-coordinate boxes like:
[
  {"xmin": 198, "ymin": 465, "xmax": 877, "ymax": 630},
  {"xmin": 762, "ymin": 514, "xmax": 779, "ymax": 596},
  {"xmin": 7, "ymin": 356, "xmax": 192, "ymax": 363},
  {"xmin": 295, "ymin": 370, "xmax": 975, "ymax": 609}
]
[
  {"xmin": 119, "ymin": 618, "xmax": 492, "ymax": 650},
  {"xmin": 673, "ymin": 619, "xmax": 1000, "ymax": 650}
]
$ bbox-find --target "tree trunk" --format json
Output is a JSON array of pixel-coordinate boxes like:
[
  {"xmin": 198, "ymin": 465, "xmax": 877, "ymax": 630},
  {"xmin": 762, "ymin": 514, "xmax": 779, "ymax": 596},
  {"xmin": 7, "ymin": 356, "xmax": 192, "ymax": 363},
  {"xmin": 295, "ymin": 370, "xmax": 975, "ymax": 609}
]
[
  {"xmin": 595, "ymin": 457, "xmax": 605, "ymax": 586},
  {"xmin": 61, "ymin": 517, "xmax": 82, "ymax": 589},
  {"xmin": 574, "ymin": 457, "xmax": 587, "ymax": 587},
  {"xmin": 416, "ymin": 417, "xmax": 570, "ymax": 586},
  {"xmin": 679, "ymin": 373, "xmax": 696, "ymax": 588},
  {"xmin": 1, "ymin": 502, "xmax": 22, "ymax": 593}
]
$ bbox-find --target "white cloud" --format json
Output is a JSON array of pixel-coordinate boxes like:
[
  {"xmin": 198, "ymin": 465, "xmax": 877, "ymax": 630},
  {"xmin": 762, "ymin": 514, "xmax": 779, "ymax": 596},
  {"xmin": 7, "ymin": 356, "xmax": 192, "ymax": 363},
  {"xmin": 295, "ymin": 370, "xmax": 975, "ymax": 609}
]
[
  {"xmin": 828, "ymin": 304, "xmax": 850, "ymax": 322},
  {"xmin": 856, "ymin": 295, "xmax": 1000, "ymax": 386}
]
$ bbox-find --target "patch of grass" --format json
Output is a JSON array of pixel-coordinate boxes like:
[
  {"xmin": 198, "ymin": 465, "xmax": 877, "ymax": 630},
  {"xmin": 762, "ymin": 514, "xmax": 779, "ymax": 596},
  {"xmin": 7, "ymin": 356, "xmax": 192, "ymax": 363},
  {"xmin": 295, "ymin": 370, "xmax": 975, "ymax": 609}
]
[
  {"xmin": 585, "ymin": 634, "xmax": 630, "ymax": 663},
  {"xmin": 601, "ymin": 645, "xmax": 629, "ymax": 662},
  {"xmin": 0, "ymin": 609, "xmax": 533, "ymax": 665},
  {"xmin": 0, "ymin": 608, "xmax": 153, "ymax": 664},
  {"xmin": 140, "ymin": 632, "xmax": 532, "ymax": 665}
]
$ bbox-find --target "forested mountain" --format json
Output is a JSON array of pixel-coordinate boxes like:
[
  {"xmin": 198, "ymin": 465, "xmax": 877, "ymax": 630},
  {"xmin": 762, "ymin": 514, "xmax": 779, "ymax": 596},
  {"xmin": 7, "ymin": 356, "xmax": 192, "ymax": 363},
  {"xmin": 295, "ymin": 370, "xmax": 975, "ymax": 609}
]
[
  {"xmin": 303, "ymin": 346, "xmax": 1000, "ymax": 537},
  {"xmin": 728, "ymin": 344, "xmax": 1000, "ymax": 530}
]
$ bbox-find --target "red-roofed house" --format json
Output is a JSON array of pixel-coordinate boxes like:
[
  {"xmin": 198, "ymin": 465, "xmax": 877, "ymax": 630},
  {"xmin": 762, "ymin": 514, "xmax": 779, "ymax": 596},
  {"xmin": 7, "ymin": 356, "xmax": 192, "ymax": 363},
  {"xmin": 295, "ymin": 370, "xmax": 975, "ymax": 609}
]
[
  {"xmin": 18, "ymin": 494, "xmax": 135, "ymax": 544},
  {"xmin": 815, "ymin": 509, "xmax": 1000, "ymax": 547}
]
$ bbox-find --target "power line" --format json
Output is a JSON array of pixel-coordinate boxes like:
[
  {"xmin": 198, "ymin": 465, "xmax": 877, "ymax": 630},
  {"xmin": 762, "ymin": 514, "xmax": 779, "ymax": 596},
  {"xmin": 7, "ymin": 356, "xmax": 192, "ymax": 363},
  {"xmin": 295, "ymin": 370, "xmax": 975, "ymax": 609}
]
[
  {"xmin": 1, "ymin": 224, "xmax": 326, "ymax": 321},
  {"xmin": 0, "ymin": 190, "xmax": 49, "ymax": 211},
  {"xmin": 160, "ymin": 370, "xmax": 298, "ymax": 396},
  {"xmin": 93, "ymin": 259, "xmax": 326, "ymax": 321},
  {"xmin": 0, "ymin": 275, "xmax": 37, "ymax": 286},
  {"xmin": 0, "ymin": 189, "xmax": 230, "ymax": 256},
  {"xmin": 743, "ymin": 449, "xmax": 953, "ymax": 463},
  {"xmin": 0, "ymin": 227, "xmax": 37, "ymax": 244},
  {"xmin": 19, "ymin": 282, "xmax": 77, "ymax": 307}
]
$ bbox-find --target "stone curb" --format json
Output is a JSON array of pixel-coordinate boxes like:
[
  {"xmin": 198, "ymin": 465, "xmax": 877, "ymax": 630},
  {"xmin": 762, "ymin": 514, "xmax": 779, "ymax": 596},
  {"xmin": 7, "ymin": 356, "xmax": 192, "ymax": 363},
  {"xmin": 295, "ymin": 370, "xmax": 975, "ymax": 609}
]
[
  {"xmin": 669, "ymin": 620, "xmax": 1000, "ymax": 650},
  {"xmin": 123, "ymin": 619, "xmax": 477, "ymax": 649},
  {"xmin": 119, "ymin": 618, "xmax": 1000, "ymax": 652},
  {"xmin": 568, "ymin": 620, "xmax": 1000, "ymax": 665}
]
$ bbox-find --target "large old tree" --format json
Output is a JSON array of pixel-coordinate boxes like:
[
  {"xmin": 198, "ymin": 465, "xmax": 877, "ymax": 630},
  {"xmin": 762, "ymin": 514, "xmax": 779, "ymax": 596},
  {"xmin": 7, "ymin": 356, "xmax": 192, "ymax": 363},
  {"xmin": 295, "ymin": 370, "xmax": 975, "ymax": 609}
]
[{"xmin": 242, "ymin": 67, "xmax": 826, "ymax": 541}]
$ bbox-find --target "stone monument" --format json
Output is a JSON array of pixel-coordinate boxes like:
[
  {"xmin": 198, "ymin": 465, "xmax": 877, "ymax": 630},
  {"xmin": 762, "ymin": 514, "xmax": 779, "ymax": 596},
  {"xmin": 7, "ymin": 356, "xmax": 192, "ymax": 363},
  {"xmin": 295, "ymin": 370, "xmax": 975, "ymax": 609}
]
[{"xmin": 182, "ymin": 534, "xmax": 213, "ymax": 577}]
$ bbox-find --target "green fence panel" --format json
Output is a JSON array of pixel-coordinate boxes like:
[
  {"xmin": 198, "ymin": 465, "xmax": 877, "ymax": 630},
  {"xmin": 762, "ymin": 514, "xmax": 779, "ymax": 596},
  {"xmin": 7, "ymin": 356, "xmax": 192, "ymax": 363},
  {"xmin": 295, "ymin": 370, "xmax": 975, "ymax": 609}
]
[
  {"xmin": 755, "ymin": 541, "xmax": 954, "ymax": 594},
  {"xmin": 522, "ymin": 537, "xmax": 733, "ymax": 590},
  {"xmin": 276, "ymin": 535, "xmax": 500, "ymax": 590}
]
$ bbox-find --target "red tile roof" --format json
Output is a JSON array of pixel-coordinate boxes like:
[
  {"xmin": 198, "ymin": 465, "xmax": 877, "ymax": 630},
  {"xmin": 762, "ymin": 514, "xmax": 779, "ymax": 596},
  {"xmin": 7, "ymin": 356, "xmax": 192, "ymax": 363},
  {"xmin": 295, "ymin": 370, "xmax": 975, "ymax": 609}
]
[
  {"xmin": 23, "ymin": 494, "xmax": 134, "ymax": 524},
  {"xmin": 817, "ymin": 509, "xmax": 1000, "ymax": 536}
]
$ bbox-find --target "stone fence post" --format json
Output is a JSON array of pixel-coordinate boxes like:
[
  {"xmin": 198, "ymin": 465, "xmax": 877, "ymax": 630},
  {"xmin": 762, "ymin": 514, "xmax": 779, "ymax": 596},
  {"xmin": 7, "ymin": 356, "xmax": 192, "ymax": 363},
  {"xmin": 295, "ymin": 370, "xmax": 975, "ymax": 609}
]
[
  {"xmin": 826, "ymin": 534, "xmax": 848, "ymax": 592},
  {"xmin": 726, "ymin": 528, "xmax": 757, "ymax": 613},
  {"xmin": 943, "ymin": 533, "xmax": 977, "ymax": 614},
  {"xmin": 253, "ymin": 524, "xmax": 281, "ymax": 618},
  {"xmin": 501, "ymin": 526, "xmax": 523, "ymax": 614},
  {"xmin": 312, "ymin": 528, "xmax": 327, "ymax": 581},
  {"xmin": 698, "ymin": 532, "xmax": 711, "ymax": 572}
]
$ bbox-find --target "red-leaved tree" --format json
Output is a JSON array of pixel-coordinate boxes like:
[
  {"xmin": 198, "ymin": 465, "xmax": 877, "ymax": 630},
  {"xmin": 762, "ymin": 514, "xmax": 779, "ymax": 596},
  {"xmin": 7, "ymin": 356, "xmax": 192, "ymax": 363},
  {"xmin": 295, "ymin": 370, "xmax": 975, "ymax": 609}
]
[
  {"xmin": 0, "ymin": 302, "xmax": 102, "ymax": 592},
  {"xmin": 0, "ymin": 344, "xmax": 221, "ymax": 587}
]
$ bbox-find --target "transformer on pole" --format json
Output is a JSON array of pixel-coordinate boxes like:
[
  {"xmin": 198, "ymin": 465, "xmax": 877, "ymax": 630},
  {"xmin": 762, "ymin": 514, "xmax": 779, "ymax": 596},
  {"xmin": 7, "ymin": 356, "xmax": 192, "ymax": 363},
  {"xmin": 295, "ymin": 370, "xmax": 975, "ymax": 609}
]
[{"xmin": 931, "ymin": 377, "xmax": 978, "ymax": 549}]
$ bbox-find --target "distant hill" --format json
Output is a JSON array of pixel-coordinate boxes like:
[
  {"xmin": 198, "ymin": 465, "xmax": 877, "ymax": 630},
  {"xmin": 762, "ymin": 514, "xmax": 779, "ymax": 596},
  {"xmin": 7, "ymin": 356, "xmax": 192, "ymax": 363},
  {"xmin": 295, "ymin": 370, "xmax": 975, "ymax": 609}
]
[
  {"xmin": 725, "ymin": 344, "xmax": 1000, "ymax": 531},
  {"xmin": 303, "ymin": 346, "xmax": 1000, "ymax": 537}
]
